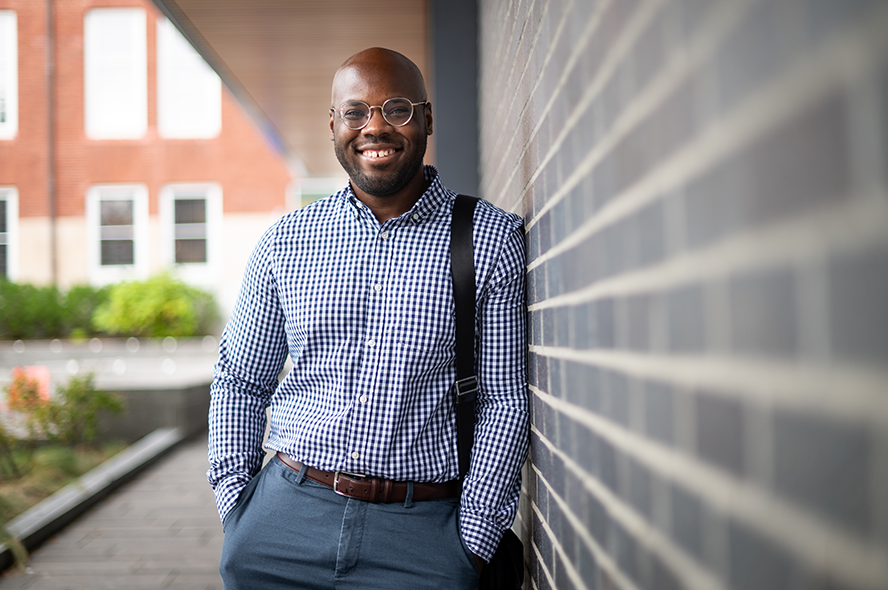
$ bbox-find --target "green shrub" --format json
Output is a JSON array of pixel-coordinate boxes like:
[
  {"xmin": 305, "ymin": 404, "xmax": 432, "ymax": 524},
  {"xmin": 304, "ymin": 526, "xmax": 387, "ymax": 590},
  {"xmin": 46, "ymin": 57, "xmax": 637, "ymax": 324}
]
[
  {"xmin": 35, "ymin": 374, "xmax": 124, "ymax": 445},
  {"xmin": 92, "ymin": 273, "xmax": 219, "ymax": 338},
  {"xmin": 0, "ymin": 281, "xmax": 65, "ymax": 340},
  {"xmin": 63, "ymin": 284, "xmax": 110, "ymax": 339},
  {"xmin": 0, "ymin": 281, "xmax": 108, "ymax": 340}
]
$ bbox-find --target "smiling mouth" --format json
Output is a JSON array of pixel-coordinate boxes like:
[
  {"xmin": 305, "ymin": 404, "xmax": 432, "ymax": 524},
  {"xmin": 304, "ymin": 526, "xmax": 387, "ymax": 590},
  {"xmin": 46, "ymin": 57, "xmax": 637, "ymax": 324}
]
[{"xmin": 361, "ymin": 148, "xmax": 397, "ymax": 159}]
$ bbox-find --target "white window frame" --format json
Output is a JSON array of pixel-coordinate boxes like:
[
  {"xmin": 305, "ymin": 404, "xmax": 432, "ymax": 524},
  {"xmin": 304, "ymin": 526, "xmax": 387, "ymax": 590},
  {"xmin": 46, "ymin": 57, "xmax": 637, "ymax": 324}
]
[
  {"xmin": 83, "ymin": 8, "xmax": 147, "ymax": 139},
  {"xmin": 0, "ymin": 187, "xmax": 19, "ymax": 280},
  {"xmin": 156, "ymin": 17, "xmax": 221, "ymax": 139},
  {"xmin": 159, "ymin": 183, "xmax": 222, "ymax": 285},
  {"xmin": 0, "ymin": 11, "xmax": 18, "ymax": 140},
  {"xmin": 86, "ymin": 184, "xmax": 149, "ymax": 284}
]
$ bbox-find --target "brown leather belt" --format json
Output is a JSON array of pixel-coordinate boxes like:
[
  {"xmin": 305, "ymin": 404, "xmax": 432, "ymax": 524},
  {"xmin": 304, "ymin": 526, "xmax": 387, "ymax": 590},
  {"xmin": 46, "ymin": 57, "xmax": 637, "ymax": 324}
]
[{"xmin": 276, "ymin": 452, "xmax": 461, "ymax": 503}]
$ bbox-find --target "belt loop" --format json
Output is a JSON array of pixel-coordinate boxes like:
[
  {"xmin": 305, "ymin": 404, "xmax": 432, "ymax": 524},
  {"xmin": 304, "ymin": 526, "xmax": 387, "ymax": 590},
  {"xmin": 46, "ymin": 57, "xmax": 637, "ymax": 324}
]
[
  {"xmin": 295, "ymin": 463, "xmax": 308, "ymax": 485},
  {"xmin": 404, "ymin": 481, "xmax": 414, "ymax": 509}
]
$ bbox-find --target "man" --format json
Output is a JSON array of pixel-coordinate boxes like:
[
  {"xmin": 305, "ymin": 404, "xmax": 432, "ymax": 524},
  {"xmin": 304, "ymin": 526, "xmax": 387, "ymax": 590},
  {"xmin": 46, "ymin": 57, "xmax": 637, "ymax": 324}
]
[{"xmin": 208, "ymin": 47, "xmax": 527, "ymax": 589}]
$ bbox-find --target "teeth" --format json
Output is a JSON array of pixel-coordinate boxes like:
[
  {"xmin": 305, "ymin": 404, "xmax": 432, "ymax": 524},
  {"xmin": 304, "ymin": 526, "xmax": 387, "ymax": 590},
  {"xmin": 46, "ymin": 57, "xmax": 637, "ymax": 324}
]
[{"xmin": 363, "ymin": 149, "xmax": 395, "ymax": 158}]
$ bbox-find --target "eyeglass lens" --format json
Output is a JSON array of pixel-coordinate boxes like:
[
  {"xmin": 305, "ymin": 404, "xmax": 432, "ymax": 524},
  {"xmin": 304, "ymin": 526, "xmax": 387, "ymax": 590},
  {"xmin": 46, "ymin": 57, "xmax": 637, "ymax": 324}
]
[{"xmin": 340, "ymin": 98, "xmax": 416, "ymax": 129}]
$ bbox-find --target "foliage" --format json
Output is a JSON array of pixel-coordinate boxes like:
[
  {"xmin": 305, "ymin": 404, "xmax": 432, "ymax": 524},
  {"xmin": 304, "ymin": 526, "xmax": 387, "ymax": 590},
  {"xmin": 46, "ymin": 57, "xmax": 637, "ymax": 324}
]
[
  {"xmin": 0, "ymin": 281, "xmax": 64, "ymax": 340},
  {"xmin": 63, "ymin": 284, "xmax": 110, "ymax": 340},
  {"xmin": 0, "ymin": 281, "xmax": 109, "ymax": 340},
  {"xmin": 4, "ymin": 368, "xmax": 44, "ymax": 414},
  {"xmin": 3, "ymin": 372, "xmax": 123, "ymax": 446},
  {"xmin": 92, "ymin": 273, "xmax": 219, "ymax": 338},
  {"xmin": 37, "ymin": 374, "xmax": 124, "ymax": 446}
]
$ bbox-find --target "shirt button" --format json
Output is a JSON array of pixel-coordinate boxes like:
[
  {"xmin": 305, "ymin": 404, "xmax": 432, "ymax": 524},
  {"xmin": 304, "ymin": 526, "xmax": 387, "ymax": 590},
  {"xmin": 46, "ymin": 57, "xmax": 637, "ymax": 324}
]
[
  {"xmin": 351, "ymin": 451, "xmax": 360, "ymax": 460},
  {"xmin": 360, "ymin": 395, "xmax": 368, "ymax": 404},
  {"xmin": 412, "ymin": 213, "xmax": 420, "ymax": 220},
  {"xmin": 374, "ymin": 283, "xmax": 383, "ymax": 292},
  {"xmin": 367, "ymin": 339, "xmax": 376, "ymax": 347},
  {"xmin": 380, "ymin": 232, "xmax": 389, "ymax": 240}
]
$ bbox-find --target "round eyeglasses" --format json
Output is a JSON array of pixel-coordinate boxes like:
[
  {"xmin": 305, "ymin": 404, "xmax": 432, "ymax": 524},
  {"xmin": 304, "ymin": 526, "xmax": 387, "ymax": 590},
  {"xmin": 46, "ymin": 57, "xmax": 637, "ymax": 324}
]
[{"xmin": 332, "ymin": 98, "xmax": 427, "ymax": 130}]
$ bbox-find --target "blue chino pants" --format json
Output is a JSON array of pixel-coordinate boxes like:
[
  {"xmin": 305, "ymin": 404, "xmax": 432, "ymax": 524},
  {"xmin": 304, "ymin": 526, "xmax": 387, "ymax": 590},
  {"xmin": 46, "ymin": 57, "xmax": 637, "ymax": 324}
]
[{"xmin": 219, "ymin": 456, "xmax": 481, "ymax": 589}]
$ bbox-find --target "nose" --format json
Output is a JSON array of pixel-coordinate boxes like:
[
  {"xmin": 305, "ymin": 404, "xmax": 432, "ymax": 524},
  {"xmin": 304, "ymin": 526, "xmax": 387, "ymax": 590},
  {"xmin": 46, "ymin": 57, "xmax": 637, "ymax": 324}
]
[{"xmin": 362, "ymin": 106, "xmax": 392, "ymax": 134}]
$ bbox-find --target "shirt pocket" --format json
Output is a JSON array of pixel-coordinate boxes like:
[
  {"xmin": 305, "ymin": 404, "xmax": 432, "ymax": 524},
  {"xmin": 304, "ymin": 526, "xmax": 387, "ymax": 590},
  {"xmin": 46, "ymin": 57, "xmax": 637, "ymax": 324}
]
[{"xmin": 395, "ymin": 275, "xmax": 456, "ymax": 355}]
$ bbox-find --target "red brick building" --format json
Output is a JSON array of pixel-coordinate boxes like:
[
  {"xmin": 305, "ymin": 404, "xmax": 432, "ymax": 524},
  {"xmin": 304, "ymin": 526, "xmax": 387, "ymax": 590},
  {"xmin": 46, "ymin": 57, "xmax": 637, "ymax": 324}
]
[{"xmin": 0, "ymin": 0, "xmax": 301, "ymax": 312}]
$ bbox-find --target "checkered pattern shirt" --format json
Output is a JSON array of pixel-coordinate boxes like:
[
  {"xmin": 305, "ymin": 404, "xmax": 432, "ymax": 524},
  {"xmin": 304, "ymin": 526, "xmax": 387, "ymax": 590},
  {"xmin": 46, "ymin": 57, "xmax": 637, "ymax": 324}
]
[{"xmin": 207, "ymin": 167, "xmax": 528, "ymax": 561}]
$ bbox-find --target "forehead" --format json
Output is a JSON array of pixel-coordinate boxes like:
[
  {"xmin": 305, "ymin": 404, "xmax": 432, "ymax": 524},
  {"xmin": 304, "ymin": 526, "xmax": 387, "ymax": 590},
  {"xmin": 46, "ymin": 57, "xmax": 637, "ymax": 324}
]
[{"xmin": 331, "ymin": 62, "xmax": 424, "ymax": 106}]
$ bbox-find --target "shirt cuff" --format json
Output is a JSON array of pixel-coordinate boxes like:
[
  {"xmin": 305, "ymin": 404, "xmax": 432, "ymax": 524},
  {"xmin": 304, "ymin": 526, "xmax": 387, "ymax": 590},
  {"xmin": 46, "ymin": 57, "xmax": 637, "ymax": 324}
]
[
  {"xmin": 212, "ymin": 472, "xmax": 252, "ymax": 524},
  {"xmin": 458, "ymin": 505, "xmax": 505, "ymax": 562}
]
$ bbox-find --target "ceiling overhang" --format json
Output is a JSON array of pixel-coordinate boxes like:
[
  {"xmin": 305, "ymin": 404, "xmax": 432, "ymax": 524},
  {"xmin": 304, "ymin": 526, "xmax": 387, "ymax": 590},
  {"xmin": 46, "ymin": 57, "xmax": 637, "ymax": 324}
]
[{"xmin": 151, "ymin": 0, "xmax": 430, "ymax": 179}]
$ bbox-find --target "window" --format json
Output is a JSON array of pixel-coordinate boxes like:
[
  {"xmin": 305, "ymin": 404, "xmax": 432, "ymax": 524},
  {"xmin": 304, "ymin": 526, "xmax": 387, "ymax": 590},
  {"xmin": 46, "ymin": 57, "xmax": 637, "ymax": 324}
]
[
  {"xmin": 86, "ymin": 185, "xmax": 148, "ymax": 283},
  {"xmin": 84, "ymin": 8, "xmax": 147, "ymax": 139},
  {"xmin": 160, "ymin": 183, "xmax": 222, "ymax": 284},
  {"xmin": 156, "ymin": 18, "xmax": 221, "ymax": 138},
  {"xmin": 0, "ymin": 187, "xmax": 18, "ymax": 279},
  {"xmin": 0, "ymin": 11, "xmax": 17, "ymax": 140}
]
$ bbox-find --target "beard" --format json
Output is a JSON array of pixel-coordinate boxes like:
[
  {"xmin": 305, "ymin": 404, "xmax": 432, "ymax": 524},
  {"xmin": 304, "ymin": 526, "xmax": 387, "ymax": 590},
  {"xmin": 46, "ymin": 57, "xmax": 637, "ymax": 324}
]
[{"xmin": 334, "ymin": 133, "xmax": 427, "ymax": 197}]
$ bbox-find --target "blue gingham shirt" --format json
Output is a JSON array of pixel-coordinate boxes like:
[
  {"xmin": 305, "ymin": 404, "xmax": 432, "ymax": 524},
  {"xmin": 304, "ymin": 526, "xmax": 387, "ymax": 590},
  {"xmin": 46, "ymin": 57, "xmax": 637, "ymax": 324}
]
[{"xmin": 207, "ymin": 166, "xmax": 528, "ymax": 560}]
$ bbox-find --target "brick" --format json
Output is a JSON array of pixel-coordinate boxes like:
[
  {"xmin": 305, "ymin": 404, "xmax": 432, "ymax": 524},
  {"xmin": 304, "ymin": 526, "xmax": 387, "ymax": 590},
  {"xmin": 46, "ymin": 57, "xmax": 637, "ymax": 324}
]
[
  {"xmin": 635, "ymin": 200, "xmax": 666, "ymax": 269},
  {"xmin": 610, "ymin": 521, "xmax": 639, "ymax": 582},
  {"xmin": 548, "ymin": 356, "xmax": 564, "ymax": 398},
  {"xmin": 615, "ymin": 79, "xmax": 696, "ymax": 197},
  {"xmin": 828, "ymin": 246, "xmax": 888, "ymax": 365},
  {"xmin": 564, "ymin": 359, "xmax": 601, "ymax": 414},
  {"xmin": 554, "ymin": 553, "xmax": 577, "ymax": 590},
  {"xmin": 628, "ymin": 456, "xmax": 651, "ymax": 519},
  {"xmin": 773, "ymin": 410, "xmax": 871, "ymax": 534},
  {"xmin": 644, "ymin": 379, "xmax": 674, "ymax": 445},
  {"xmin": 730, "ymin": 266, "xmax": 797, "ymax": 357},
  {"xmin": 577, "ymin": 540, "xmax": 599, "ymax": 589},
  {"xmin": 549, "ymin": 443, "xmax": 567, "ymax": 500},
  {"xmin": 883, "ymin": 62, "xmax": 888, "ymax": 174},
  {"xmin": 803, "ymin": 0, "xmax": 880, "ymax": 44},
  {"xmin": 633, "ymin": 10, "xmax": 667, "ymax": 92},
  {"xmin": 674, "ymin": 0, "xmax": 716, "ymax": 38},
  {"xmin": 623, "ymin": 294, "xmax": 650, "ymax": 351},
  {"xmin": 534, "ymin": 509, "xmax": 554, "ymax": 568},
  {"xmin": 574, "ymin": 419, "xmax": 600, "ymax": 476},
  {"xmin": 596, "ymin": 298, "xmax": 616, "ymax": 349},
  {"xmin": 543, "ymin": 303, "xmax": 557, "ymax": 346},
  {"xmin": 587, "ymin": 492, "xmax": 608, "ymax": 546},
  {"xmin": 530, "ymin": 308, "xmax": 543, "ymax": 346},
  {"xmin": 745, "ymin": 94, "xmax": 850, "ymax": 226},
  {"xmin": 671, "ymin": 484, "xmax": 703, "ymax": 558},
  {"xmin": 599, "ymin": 437, "xmax": 618, "ymax": 492},
  {"xmin": 668, "ymin": 283, "xmax": 707, "ymax": 352},
  {"xmin": 728, "ymin": 520, "xmax": 793, "ymax": 590},
  {"xmin": 717, "ymin": 1, "xmax": 802, "ymax": 112},
  {"xmin": 601, "ymin": 369, "xmax": 629, "ymax": 426},
  {"xmin": 650, "ymin": 554, "xmax": 685, "ymax": 590},
  {"xmin": 536, "ymin": 349, "xmax": 549, "ymax": 391},
  {"xmin": 558, "ymin": 408, "xmax": 576, "ymax": 458},
  {"xmin": 696, "ymin": 391, "xmax": 745, "ymax": 476}
]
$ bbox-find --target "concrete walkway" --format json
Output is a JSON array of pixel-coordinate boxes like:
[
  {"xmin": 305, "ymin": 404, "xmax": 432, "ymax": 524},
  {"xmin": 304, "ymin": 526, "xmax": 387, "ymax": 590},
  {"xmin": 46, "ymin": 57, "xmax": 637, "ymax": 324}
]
[{"xmin": 0, "ymin": 437, "xmax": 223, "ymax": 590}]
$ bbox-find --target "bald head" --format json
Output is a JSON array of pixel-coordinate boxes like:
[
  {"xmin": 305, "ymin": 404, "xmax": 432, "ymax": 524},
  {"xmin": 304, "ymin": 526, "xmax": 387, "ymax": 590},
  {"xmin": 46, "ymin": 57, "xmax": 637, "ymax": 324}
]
[{"xmin": 331, "ymin": 48, "xmax": 427, "ymax": 108}]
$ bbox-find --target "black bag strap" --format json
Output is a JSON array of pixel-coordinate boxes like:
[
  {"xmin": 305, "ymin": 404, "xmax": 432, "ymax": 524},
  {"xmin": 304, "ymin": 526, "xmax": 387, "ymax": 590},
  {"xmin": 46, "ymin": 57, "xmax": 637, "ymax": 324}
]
[{"xmin": 451, "ymin": 194, "xmax": 479, "ymax": 479}]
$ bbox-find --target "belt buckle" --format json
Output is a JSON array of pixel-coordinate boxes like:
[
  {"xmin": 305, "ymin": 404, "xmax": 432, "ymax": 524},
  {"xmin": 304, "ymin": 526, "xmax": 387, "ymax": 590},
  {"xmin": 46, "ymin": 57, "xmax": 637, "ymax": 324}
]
[{"xmin": 333, "ymin": 471, "xmax": 366, "ymax": 497}]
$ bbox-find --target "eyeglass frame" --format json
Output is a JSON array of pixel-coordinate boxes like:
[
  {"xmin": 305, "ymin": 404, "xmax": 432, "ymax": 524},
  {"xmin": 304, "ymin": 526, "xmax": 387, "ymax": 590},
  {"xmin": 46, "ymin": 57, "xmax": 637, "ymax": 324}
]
[{"xmin": 330, "ymin": 98, "xmax": 429, "ymax": 130}]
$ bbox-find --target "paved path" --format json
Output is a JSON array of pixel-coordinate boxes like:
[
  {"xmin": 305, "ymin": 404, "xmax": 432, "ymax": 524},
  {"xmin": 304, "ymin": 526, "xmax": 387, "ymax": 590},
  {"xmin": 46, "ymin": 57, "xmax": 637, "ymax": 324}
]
[{"xmin": 0, "ymin": 437, "xmax": 223, "ymax": 590}]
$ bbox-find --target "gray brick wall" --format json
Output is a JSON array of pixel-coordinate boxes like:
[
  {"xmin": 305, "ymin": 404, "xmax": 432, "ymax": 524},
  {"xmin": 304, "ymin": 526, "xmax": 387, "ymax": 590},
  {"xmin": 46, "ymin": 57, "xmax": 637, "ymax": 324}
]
[{"xmin": 477, "ymin": 1, "xmax": 888, "ymax": 589}]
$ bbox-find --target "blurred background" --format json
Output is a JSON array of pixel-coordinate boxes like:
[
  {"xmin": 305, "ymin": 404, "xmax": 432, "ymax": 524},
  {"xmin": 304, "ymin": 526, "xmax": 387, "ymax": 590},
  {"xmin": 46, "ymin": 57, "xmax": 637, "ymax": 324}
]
[{"xmin": 0, "ymin": 0, "xmax": 887, "ymax": 589}]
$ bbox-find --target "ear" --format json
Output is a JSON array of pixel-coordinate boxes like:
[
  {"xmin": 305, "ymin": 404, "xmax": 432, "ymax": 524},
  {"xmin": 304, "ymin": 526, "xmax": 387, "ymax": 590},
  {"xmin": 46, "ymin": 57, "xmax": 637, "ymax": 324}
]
[
  {"xmin": 329, "ymin": 110, "xmax": 335, "ymax": 140},
  {"xmin": 424, "ymin": 102, "xmax": 433, "ymax": 136}
]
